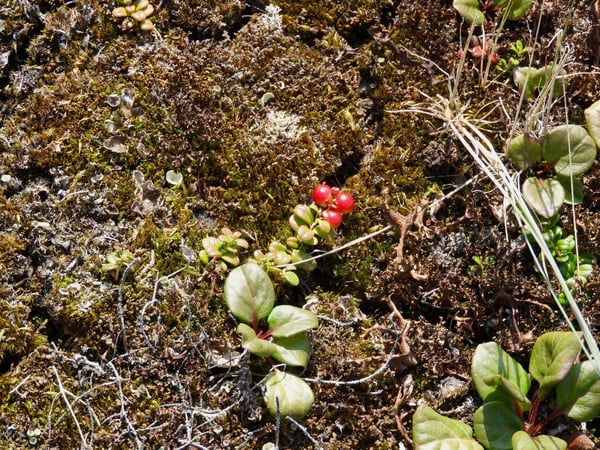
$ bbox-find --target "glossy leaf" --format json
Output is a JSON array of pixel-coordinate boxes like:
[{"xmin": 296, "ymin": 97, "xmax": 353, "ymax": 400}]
[
  {"xmin": 522, "ymin": 177, "xmax": 564, "ymax": 219},
  {"xmin": 511, "ymin": 431, "xmax": 566, "ymax": 450},
  {"xmin": 224, "ymin": 263, "xmax": 275, "ymax": 323},
  {"xmin": 556, "ymin": 360, "xmax": 600, "ymax": 422},
  {"xmin": 555, "ymin": 175, "xmax": 584, "ymax": 205},
  {"xmin": 473, "ymin": 401, "xmax": 523, "ymax": 450},
  {"xmin": 412, "ymin": 405, "xmax": 483, "ymax": 450},
  {"xmin": 237, "ymin": 323, "xmax": 276, "ymax": 357},
  {"xmin": 268, "ymin": 305, "xmax": 318, "ymax": 338},
  {"xmin": 543, "ymin": 125, "xmax": 596, "ymax": 177},
  {"xmin": 471, "ymin": 343, "xmax": 530, "ymax": 405},
  {"xmin": 453, "ymin": 0, "xmax": 485, "ymax": 25},
  {"xmin": 585, "ymin": 99, "xmax": 600, "ymax": 148},
  {"xmin": 272, "ymin": 334, "xmax": 311, "ymax": 367},
  {"xmin": 494, "ymin": 375, "xmax": 531, "ymax": 410},
  {"xmin": 263, "ymin": 371, "xmax": 314, "ymax": 419},
  {"xmin": 506, "ymin": 134, "xmax": 542, "ymax": 170},
  {"xmin": 529, "ymin": 331, "xmax": 581, "ymax": 399}
]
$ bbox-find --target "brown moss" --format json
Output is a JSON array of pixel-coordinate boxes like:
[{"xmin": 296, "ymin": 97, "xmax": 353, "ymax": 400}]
[{"xmin": 1, "ymin": 0, "xmax": 599, "ymax": 447}]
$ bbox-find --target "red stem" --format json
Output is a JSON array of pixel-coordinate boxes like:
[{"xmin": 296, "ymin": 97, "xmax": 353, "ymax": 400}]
[{"xmin": 526, "ymin": 395, "xmax": 541, "ymax": 435}]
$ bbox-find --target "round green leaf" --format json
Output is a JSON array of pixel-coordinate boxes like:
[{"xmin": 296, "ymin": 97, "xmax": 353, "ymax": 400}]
[
  {"xmin": 268, "ymin": 305, "xmax": 318, "ymax": 338},
  {"xmin": 500, "ymin": 0, "xmax": 533, "ymax": 20},
  {"xmin": 224, "ymin": 263, "xmax": 275, "ymax": 323},
  {"xmin": 512, "ymin": 431, "xmax": 567, "ymax": 450},
  {"xmin": 506, "ymin": 134, "xmax": 542, "ymax": 170},
  {"xmin": 272, "ymin": 334, "xmax": 311, "ymax": 367},
  {"xmin": 264, "ymin": 371, "xmax": 314, "ymax": 419},
  {"xmin": 584, "ymin": 99, "xmax": 600, "ymax": 149},
  {"xmin": 473, "ymin": 401, "xmax": 522, "ymax": 450},
  {"xmin": 543, "ymin": 125, "xmax": 596, "ymax": 177},
  {"xmin": 555, "ymin": 175, "xmax": 583, "ymax": 205},
  {"xmin": 282, "ymin": 270, "xmax": 300, "ymax": 286},
  {"xmin": 471, "ymin": 342, "xmax": 530, "ymax": 404},
  {"xmin": 556, "ymin": 360, "xmax": 600, "ymax": 422},
  {"xmin": 522, "ymin": 177, "xmax": 565, "ymax": 219},
  {"xmin": 529, "ymin": 331, "xmax": 581, "ymax": 399},
  {"xmin": 413, "ymin": 405, "xmax": 483, "ymax": 450},
  {"xmin": 453, "ymin": 0, "xmax": 485, "ymax": 25}
]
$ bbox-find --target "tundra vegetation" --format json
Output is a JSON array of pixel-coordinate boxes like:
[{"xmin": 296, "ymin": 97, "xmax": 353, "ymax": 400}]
[{"xmin": 0, "ymin": 0, "xmax": 599, "ymax": 448}]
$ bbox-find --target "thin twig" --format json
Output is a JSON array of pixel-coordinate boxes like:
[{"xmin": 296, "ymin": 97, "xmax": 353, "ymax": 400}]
[
  {"xmin": 51, "ymin": 366, "xmax": 91, "ymax": 450},
  {"xmin": 285, "ymin": 416, "xmax": 322, "ymax": 449},
  {"xmin": 8, "ymin": 374, "xmax": 32, "ymax": 398},
  {"xmin": 106, "ymin": 362, "xmax": 144, "ymax": 449}
]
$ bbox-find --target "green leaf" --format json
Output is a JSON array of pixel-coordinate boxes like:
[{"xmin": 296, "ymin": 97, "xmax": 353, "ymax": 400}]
[
  {"xmin": 544, "ymin": 125, "xmax": 597, "ymax": 177},
  {"xmin": 494, "ymin": 375, "xmax": 531, "ymax": 410},
  {"xmin": 412, "ymin": 405, "xmax": 483, "ymax": 450},
  {"xmin": 522, "ymin": 177, "xmax": 565, "ymax": 219},
  {"xmin": 272, "ymin": 334, "xmax": 311, "ymax": 367},
  {"xmin": 224, "ymin": 263, "xmax": 275, "ymax": 323},
  {"xmin": 473, "ymin": 401, "xmax": 523, "ymax": 450},
  {"xmin": 514, "ymin": 66, "xmax": 566, "ymax": 101},
  {"xmin": 471, "ymin": 342, "xmax": 530, "ymax": 405},
  {"xmin": 506, "ymin": 134, "xmax": 542, "ymax": 170},
  {"xmin": 529, "ymin": 331, "xmax": 581, "ymax": 399},
  {"xmin": 268, "ymin": 305, "xmax": 318, "ymax": 338},
  {"xmin": 237, "ymin": 323, "xmax": 276, "ymax": 357},
  {"xmin": 511, "ymin": 431, "xmax": 567, "ymax": 450},
  {"xmin": 282, "ymin": 270, "xmax": 300, "ymax": 286},
  {"xmin": 263, "ymin": 371, "xmax": 314, "ymax": 419},
  {"xmin": 555, "ymin": 175, "xmax": 584, "ymax": 205},
  {"xmin": 496, "ymin": 0, "xmax": 533, "ymax": 20},
  {"xmin": 556, "ymin": 360, "xmax": 600, "ymax": 422},
  {"xmin": 453, "ymin": 0, "xmax": 485, "ymax": 25},
  {"xmin": 585, "ymin": 99, "xmax": 600, "ymax": 148}
]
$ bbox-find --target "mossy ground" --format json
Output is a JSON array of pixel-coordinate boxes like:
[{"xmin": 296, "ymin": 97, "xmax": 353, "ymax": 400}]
[{"xmin": 1, "ymin": 0, "xmax": 599, "ymax": 448}]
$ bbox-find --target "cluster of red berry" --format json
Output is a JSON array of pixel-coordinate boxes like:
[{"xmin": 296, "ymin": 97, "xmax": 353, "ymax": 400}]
[{"xmin": 311, "ymin": 183, "xmax": 355, "ymax": 228}]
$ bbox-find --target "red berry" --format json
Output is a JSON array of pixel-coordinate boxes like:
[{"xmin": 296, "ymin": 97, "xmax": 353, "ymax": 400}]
[
  {"xmin": 334, "ymin": 191, "xmax": 354, "ymax": 214},
  {"xmin": 312, "ymin": 184, "xmax": 332, "ymax": 207},
  {"xmin": 323, "ymin": 209, "xmax": 343, "ymax": 228}
]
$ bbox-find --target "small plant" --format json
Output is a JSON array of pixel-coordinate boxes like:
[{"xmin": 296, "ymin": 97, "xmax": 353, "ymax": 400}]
[
  {"xmin": 506, "ymin": 124, "xmax": 597, "ymax": 219},
  {"xmin": 540, "ymin": 223, "xmax": 596, "ymax": 305},
  {"xmin": 198, "ymin": 227, "xmax": 249, "ymax": 269},
  {"xmin": 469, "ymin": 255, "xmax": 495, "ymax": 276},
  {"xmin": 224, "ymin": 263, "xmax": 318, "ymax": 419},
  {"xmin": 496, "ymin": 40, "xmax": 530, "ymax": 73},
  {"xmin": 513, "ymin": 64, "xmax": 567, "ymax": 101},
  {"xmin": 253, "ymin": 183, "xmax": 355, "ymax": 285},
  {"xmin": 191, "ymin": 184, "xmax": 354, "ymax": 286},
  {"xmin": 413, "ymin": 331, "xmax": 600, "ymax": 449},
  {"xmin": 101, "ymin": 250, "xmax": 135, "ymax": 281},
  {"xmin": 112, "ymin": 0, "xmax": 155, "ymax": 31}
]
